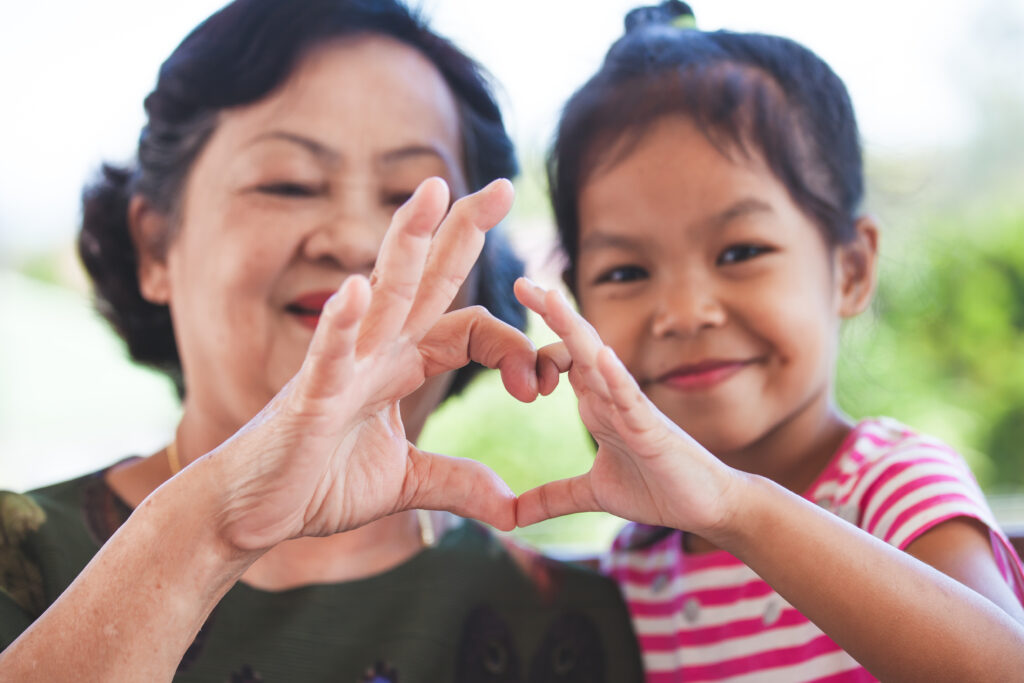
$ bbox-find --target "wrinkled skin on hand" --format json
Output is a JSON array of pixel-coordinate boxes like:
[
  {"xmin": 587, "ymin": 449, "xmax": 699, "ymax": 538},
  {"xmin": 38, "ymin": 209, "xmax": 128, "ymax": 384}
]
[{"xmin": 207, "ymin": 178, "xmax": 543, "ymax": 551}]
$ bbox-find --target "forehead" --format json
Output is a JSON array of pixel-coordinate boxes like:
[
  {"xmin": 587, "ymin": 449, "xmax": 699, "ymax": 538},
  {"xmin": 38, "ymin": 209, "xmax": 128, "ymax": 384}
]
[
  {"xmin": 579, "ymin": 116, "xmax": 777, "ymax": 229},
  {"xmin": 214, "ymin": 34, "xmax": 464, "ymax": 162}
]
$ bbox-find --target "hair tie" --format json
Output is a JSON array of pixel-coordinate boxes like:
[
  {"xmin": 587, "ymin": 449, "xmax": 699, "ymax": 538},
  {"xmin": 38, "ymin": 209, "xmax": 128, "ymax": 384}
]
[{"xmin": 671, "ymin": 13, "xmax": 697, "ymax": 30}]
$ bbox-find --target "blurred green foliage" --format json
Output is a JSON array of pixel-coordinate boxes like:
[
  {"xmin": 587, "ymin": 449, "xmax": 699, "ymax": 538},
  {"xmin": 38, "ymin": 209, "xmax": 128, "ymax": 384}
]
[
  {"xmin": 838, "ymin": 0, "xmax": 1024, "ymax": 491},
  {"xmin": 419, "ymin": 315, "xmax": 627, "ymax": 550},
  {"xmin": 837, "ymin": 200, "xmax": 1024, "ymax": 492}
]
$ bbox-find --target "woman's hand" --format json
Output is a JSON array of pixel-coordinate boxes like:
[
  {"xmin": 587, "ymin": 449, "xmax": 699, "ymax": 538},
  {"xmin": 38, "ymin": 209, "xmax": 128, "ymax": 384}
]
[
  {"xmin": 513, "ymin": 278, "xmax": 744, "ymax": 537},
  {"xmin": 207, "ymin": 177, "xmax": 533, "ymax": 551}
]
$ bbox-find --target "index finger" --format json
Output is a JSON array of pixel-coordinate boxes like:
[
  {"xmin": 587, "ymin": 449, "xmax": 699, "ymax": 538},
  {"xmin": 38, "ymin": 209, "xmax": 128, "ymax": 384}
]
[
  {"xmin": 357, "ymin": 177, "xmax": 450, "ymax": 350},
  {"xmin": 418, "ymin": 306, "xmax": 539, "ymax": 403},
  {"xmin": 401, "ymin": 179, "xmax": 514, "ymax": 340},
  {"xmin": 514, "ymin": 278, "xmax": 611, "ymax": 400}
]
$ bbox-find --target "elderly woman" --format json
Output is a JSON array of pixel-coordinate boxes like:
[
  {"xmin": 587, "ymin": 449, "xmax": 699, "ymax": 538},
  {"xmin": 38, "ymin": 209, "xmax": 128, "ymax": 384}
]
[{"xmin": 0, "ymin": 0, "xmax": 642, "ymax": 679}]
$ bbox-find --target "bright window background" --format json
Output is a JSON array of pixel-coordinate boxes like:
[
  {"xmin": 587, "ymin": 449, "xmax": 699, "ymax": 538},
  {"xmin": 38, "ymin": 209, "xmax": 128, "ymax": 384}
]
[{"xmin": 2, "ymin": 0, "xmax": 1023, "ymax": 549}]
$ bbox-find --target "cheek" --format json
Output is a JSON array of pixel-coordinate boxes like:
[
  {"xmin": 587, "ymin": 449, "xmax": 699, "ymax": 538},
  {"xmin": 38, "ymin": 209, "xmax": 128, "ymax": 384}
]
[
  {"xmin": 753, "ymin": 268, "xmax": 839, "ymax": 375},
  {"xmin": 580, "ymin": 296, "xmax": 646, "ymax": 363},
  {"xmin": 188, "ymin": 208, "xmax": 295, "ymax": 298}
]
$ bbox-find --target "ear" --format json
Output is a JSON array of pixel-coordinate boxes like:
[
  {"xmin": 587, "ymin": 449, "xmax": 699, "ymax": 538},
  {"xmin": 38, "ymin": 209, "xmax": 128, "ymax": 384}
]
[
  {"xmin": 835, "ymin": 215, "xmax": 879, "ymax": 318},
  {"xmin": 128, "ymin": 195, "xmax": 172, "ymax": 305}
]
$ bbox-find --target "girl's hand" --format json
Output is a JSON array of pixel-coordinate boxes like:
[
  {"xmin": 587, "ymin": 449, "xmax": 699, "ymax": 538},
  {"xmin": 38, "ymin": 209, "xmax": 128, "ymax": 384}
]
[
  {"xmin": 514, "ymin": 278, "xmax": 743, "ymax": 536},
  {"xmin": 207, "ymin": 178, "xmax": 533, "ymax": 551}
]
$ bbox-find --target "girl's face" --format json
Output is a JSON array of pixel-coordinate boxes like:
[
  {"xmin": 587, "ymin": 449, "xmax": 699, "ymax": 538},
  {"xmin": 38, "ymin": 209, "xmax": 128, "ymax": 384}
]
[
  {"xmin": 574, "ymin": 116, "xmax": 874, "ymax": 460},
  {"xmin": 136, "ymin": 36, "xmax": 469, "ymax": 439}
]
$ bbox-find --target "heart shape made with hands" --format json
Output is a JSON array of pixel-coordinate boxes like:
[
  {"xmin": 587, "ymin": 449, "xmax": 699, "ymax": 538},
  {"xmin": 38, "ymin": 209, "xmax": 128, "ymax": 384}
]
[
  {"xmin": 210, "ymin": 177, "xmax": 554, "ymax": 550},
  {"xmin": 212, "ymin": 176, "xmax": 732, "ymax": 554},
  {"xmin": 510, "ymin": 277, "xmax": 737, "ymax": 539}
]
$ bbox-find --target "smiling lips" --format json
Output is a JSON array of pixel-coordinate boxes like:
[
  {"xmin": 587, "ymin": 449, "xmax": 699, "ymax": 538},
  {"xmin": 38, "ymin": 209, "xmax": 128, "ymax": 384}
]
[
  {"xmin": 656, "ymin": 359, "xmax": 754, "ymax": 391},
  {"xmin": 285, "ymin": 291, "xmax": 336, "ymax": 329},
  {"xmin": 284, "ymin": 292, "xmax": 757, "ymax": 389}
]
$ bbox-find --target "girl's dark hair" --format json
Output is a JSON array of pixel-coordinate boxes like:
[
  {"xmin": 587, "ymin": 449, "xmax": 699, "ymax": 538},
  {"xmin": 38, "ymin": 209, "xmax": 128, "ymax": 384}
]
[
  {"xmin": 78, "ymin": 0, "xmax": 523, "ymax": 398},
  {"xmin": 550, "ymin": 0, "xmax": 864, "ymax": 288}
]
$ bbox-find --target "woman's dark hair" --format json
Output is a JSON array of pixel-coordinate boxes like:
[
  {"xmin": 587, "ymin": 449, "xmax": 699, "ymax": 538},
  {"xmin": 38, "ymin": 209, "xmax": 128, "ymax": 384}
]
[
  {"xmin": 79, "ymin": 0, "xmax": 523, "ymax": 397},
  {"xmin": 549, "ymin": 0, "xmax": 864, "ymax": 288}
]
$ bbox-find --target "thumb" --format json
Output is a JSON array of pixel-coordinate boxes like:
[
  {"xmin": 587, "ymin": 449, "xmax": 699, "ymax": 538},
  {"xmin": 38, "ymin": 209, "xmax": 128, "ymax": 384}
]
[
  {"xmin": 515, "ymin": 474, "xmax": 600, "ymax": 527},
  {"xmin": 400, "ymin": 445, "xmax": 518, "ymax": 531}
]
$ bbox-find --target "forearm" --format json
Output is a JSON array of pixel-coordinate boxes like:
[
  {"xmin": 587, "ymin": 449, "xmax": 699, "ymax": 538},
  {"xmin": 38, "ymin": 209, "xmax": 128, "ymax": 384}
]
[
  {"xmin": 0, "ymin": 458, "xmax": 261, "ymax": 682},
  {"xmin": 709, "ymin": 474, "xmax": 1024, "ymax": 682}
]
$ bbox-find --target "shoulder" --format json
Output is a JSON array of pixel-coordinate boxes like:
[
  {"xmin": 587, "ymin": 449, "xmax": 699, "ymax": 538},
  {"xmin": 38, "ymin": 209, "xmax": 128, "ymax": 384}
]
[
  {"xmin": 0, "ymin": 490, "xmax": 52, "ymax": 620},
  {"xmin": 21, "ymin": 468, "xmax": 129, "ymax": 543},
  {"xmin": 810, "ymin": 417, "xmax": 979, "ymax": 510},
  {"xmin": 826, "ymin": 417, "xmax": 969, "ymax": 476},
  {"xmin": 0, "ymin": 469, "xmax": 127, "ymax": 617},
  {"xmin": 0, "ymin": 491, "xmax": 47, "ymax": 542},
  {"xmin": 811, "ymin": 418, "xmax": 996, "ymax": 547},
  {"xmin": 0, "ymin": 473, "xmax": 97, "ymax": 552}
]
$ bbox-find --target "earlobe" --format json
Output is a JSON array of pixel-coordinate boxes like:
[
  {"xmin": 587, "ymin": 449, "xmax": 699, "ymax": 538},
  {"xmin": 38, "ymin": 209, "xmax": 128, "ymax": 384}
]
[
  {"xmin": 128, "ymin": 196, "xmax": 172, "ymax": 305},
  {"xmin": 837, "ymin": 216, "xmax": 880, "ymax": 318}
]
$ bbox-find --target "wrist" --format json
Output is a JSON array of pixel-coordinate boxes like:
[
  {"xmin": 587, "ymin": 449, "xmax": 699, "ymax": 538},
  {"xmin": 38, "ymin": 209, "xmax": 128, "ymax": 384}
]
[
  {"xmin": 143, "ymin": 452, "xmax": 266, "ymax": 591},
  {"xmin": 697, "ymin": 467, "xmax": 762, "ymax": 548}
]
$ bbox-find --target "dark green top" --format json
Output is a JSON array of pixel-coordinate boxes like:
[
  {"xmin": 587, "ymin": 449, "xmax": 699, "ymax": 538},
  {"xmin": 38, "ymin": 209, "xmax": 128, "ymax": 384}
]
[{"xmin": 0, "ymin": 467, "xmax": 642, "ymax": 682}]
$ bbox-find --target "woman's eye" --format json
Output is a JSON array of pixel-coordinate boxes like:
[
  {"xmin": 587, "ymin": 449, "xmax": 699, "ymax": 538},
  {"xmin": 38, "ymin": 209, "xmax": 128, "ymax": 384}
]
[
  {"xmin": 595, "ymin": 265, "xmax": 648, "ymax": 284},
  {"xmin": 255, "ymin": 182, "xmax": 320, "ymax": 198},
  {"xmin": 717, "ymin": 244, "xmax": 772, "ymax": 265}
]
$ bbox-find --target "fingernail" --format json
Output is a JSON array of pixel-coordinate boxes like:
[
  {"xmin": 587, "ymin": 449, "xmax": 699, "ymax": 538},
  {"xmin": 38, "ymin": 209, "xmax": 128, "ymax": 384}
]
[
  {"xmin": 522, "ymin": 276, "xmax": 545, "ymax": 293},
  {"xmin": 485, "ymin": 177, "xmax": 513, "ymax": 194}
]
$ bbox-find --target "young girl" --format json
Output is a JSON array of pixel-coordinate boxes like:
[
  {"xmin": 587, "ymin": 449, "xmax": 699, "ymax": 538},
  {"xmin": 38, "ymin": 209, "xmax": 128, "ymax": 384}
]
[{"xmin": 514, "ymin": 1, "xmax": 1024, "ymax": 680}]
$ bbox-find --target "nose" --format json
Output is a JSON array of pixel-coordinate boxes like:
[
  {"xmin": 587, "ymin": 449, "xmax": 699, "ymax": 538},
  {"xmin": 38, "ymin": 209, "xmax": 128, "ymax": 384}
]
[
  {"xmin": 300, "ymin": 199, "xmax": 385, "ymax": 275},
  {"xmin": 650, "ymin": 277, "xmax": 727, "ymax": 338}
]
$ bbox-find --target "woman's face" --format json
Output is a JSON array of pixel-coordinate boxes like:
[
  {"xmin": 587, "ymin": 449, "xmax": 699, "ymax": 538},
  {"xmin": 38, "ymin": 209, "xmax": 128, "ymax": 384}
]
[{"xmin": 139, "ymin": 36, "xmax": 469, "ymax": 438}]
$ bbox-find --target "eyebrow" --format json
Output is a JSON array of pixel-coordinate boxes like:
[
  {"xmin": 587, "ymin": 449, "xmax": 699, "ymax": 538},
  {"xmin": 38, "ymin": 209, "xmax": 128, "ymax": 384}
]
[
  {"xmin": 246, "ymin": 133, "xmax": 453, "ymax": 171},
  {"xmin": 578, "ymin": 231, "xmax": 651, "ymax": 254},
  {"xmin": 378, "ymin": 144, "xmax": 450, "ymax": 166},
  {"xmin": 579, "ymin": 197, "xmax": 774, "ymax": 254},
  {"xmin": 705, "ymin": 197, "xmax": 773, "ymax": 232},
  {"xmin": 248, "ymin": 131, "xmax": 340, "ymax": 164}
]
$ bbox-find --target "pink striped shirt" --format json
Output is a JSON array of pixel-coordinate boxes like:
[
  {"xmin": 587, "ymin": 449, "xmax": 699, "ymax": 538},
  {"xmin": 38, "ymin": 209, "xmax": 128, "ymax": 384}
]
[{"xmin": 603, "ymin": 417, "xmax": 1024, "ymax": 682}]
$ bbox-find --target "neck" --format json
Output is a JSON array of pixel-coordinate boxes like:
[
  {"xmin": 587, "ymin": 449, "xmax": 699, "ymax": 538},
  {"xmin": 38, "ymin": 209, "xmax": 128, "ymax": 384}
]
[
  {"xmin": 242, "ymin": 511, "xmax": 436, "ymax": 590},
  {"xmin": 107, "ymin": 399, "xmax": 439, "ymax": 589},
  {"xmin": 172, "ymin": 398, "xmax": 248, "ymax": 471},
  {"xmin": 685, "ymin": 391, "xmax": 851, "ymax": 556},
  {"xmin": 724, "ymin": 391, "xmax": 851, "ymax": 495}
]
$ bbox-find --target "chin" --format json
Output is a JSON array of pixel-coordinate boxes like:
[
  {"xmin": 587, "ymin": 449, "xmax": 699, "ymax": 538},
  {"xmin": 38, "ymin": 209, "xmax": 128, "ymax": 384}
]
[
  {"xmin": 668, "ymin": 412, "xmax": 764, "ymax": 458},
  {"xmin": 701, "ymin": 435, "xmax": 763, "ymax": 461}
]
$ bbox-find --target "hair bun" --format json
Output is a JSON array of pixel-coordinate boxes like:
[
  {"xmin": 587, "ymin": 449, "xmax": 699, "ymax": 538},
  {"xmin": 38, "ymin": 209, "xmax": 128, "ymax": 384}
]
[{"xmin": 624, "ymin": 0, "xmax": 696, "ymax": 33}]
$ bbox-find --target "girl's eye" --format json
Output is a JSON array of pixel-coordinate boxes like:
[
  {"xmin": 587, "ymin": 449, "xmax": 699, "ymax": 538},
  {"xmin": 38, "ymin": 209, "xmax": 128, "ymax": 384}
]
[
  {"xmin": 382, "ymin": 192, "xmax": 414, "ymax": 208},
  {"xmin": 594, "ymin": 265, "xmax": 648, "ymax": 285},
  {"xmin": 717, "ymin": 244, "xmax": 773, "ymax": 265},
  {"xmin": 255, "ymin": 182, "xmax": 321, "ymax": 198}
]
